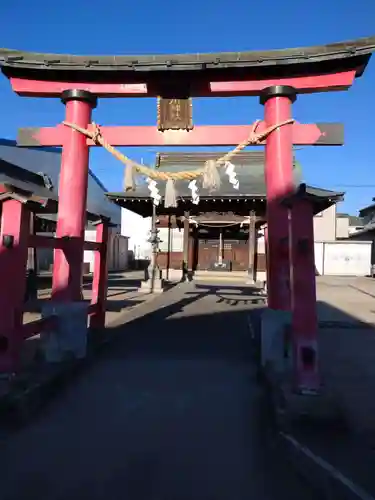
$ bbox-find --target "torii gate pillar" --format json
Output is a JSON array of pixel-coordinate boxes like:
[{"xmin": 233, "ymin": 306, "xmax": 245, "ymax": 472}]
[
  {"xmin": 260, "ymin": 86, "xmax": 296, "ymax": 310},
  {"xmin": 52, "ymin": 89, "xmax": 97, "ymax": 301},
  {"xmin": 290, "ymin": 197, "xmax": 319, "ymax": 391}
]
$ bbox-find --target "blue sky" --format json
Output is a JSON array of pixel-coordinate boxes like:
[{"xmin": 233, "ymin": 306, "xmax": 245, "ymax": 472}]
[{"xmin": 0, "ymin": 0, "xmax": 374, "ymax": 215}]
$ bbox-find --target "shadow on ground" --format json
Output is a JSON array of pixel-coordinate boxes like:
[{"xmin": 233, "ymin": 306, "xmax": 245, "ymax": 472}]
[
  {"xmin": 1, "ymin": 281, "xmax": 375, "ymax": 498},
  {"xmin": 34, "ymin": 273, "xmax": 132, "ymax": 292},
  {"xmin": 0, "ymin": 282, "xmax": 318, "ymax": 500}
]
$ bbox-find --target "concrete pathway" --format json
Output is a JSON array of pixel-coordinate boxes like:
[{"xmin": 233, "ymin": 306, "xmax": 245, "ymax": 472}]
[
  {"xmin": 0, "ymin": 282, "xmax": 316, "ymax": 500},
  {"xmin": 23, "ymin": 271, "xmax": 149, "ymax": 326},
  {"xmin": 19, "ymin": 271, "xmax": 154, "ymax": 369},
  {"xmin": 292, "ymin": 276, "xmax": 375, "ymax": 497},
  {"xmin": 316, "ymin": 276, "xmax": 375, "ymax": 435}
]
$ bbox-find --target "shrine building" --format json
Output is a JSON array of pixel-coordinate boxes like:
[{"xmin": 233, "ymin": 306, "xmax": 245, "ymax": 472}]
[{"xmin": 107, "ymin": 151, "xmax": 343, "ymax": 282}]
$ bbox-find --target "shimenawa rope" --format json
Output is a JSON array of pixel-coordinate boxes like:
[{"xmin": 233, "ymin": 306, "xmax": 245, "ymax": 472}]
[{"xmin": 62, "ymin": 118, "xmax": 294, "ymax": 185}]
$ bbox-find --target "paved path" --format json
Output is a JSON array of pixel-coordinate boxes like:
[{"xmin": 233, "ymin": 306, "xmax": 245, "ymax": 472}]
[
  {"xmin": 19, "ymin": 271, "xmax": 153, "ymax": 369},
  {"xmin": 294, "ymin": 276, "xmax": 375, "ymax": 496},
  {"xmin": 315, "ymin": 276, "xmax": 375, "ymax": 436},
  {"xmin": 0, "ymin": 283, "xmax": 316, "ymax": 500},
  {"xmin": 23, "ymin": 271, "xmax": 149, "ymax": 326}
]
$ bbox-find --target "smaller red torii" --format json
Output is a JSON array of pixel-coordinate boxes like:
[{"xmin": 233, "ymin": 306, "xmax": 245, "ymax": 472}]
[{"xmin": 0, "ymin": 181, "xmax": 110, "ymax": 372}]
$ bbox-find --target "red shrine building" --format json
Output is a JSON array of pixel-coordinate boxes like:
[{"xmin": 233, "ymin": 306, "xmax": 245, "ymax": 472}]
[{"xmin": 107, "ymin": 151, "xmax": 343, "ymax": 282}]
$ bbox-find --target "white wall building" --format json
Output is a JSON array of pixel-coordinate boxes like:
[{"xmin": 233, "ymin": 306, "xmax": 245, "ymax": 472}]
[
  {"xmin": 314, "ymin": 204, "xmax": 364, "ymax": 241},
  {"xmin": 83, "ymin": 230, "xmax": 129, "ymax": 273},
  {"xmin": 121, "ymin": 208, "xmax": 152, "ymax": 260},
  {"xmin": 312, "ymin": 206, "xmax": 370, "ymax": 275},
  {"xmin": 256, "ymin": 205, "xmax": 370, "ymax": 278},
  {"xmin": 0, "ymin": 138, "xmax": 129, "ymax": 273}
]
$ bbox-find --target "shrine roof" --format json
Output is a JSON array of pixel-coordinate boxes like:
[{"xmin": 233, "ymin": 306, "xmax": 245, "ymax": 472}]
[
  {"xmin": 349, "ymin": 223, "xmax": 375, "ymax": 238},
  {"xmin": 0, "ymin": 153, "xmax": 115, "ymax": 222},
  {"xmin": 0, "ymin": 139, "xmax": 120, "ymax": 223},
  {"xmin": 121, "ymin": 151, "xmax": 302, "ymax": 199},
  {"xmin": 0, "ymin": 36, "xmax": 374, "ymax": 83},
  {"xmin": 156, "ymin": 151, "xmax": 288, "ymax": 170},
  {"xmin": 359, "ymin": 202, "xmax": 375, "ymax": 217},
  {"xmin": 106, "ymin": 151, "xmax": 344, "ymax": 216},
  {"xmin": 0, "ymin": 157, "xmax": 58, "ymax": 200}
]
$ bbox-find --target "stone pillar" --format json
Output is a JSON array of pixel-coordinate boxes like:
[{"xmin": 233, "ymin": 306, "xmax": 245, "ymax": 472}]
[
  {"xmin": 191, "ymin": 225, "xmax": 199, "ymax": 273},
  {"xmin": 166, "ymin": 215, "xmax": 172, "ymax": 281},
  {"xmin": 181, "ymin": 211, "xmax": 190, "ymax": 281},
  {"xmin": 247, "ymin": 210, "xmax": 257, "ymax": 284}
]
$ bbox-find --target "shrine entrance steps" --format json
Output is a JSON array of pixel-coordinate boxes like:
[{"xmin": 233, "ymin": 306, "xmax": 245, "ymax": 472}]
[
  {"xmin": 194, "ymin": 269, "xmax": 248, "ymax": 283},
  {"xmin": 193, "ymin": 270, "xmax": 266, "ymax": 290}
]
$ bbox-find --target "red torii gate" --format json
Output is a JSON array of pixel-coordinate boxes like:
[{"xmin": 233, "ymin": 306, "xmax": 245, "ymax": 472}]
[{"xmin": 0, "ymin": 36, "xmax": 374, "ymax": 392}]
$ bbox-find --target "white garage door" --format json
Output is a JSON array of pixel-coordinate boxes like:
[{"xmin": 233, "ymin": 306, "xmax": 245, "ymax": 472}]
[
  {"xmin": 314, "ymin": 243, "xmax": 324, "ymax": 275},
  {"xmin": 323, "ymin": 243, "xmax": 371, "ymax": 276}
]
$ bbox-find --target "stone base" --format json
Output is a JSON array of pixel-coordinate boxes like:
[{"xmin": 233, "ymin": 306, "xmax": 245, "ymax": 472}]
[
  {"xmin": 256, "ymin": 308, "xmax": 342, "ymax": 427},
  {"xmin": 138, "ymin": 278, "xmax": 165, "ymax": 294},
  {"xmin": 271, "ymin": 380, "xmax": 343, "ymax": 427},
  {"xmin": 207, "ymin": 261, "xmax": 231, "ymax": 271},
  {"xmin": 161, "ymin": 269, "xmax": 184, "ymax": 283}
]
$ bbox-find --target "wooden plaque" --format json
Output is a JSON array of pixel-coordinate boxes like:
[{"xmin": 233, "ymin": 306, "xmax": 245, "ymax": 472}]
[{"xmin": 157, "ymin": 98, "xmax": 193, "ymax": 131}]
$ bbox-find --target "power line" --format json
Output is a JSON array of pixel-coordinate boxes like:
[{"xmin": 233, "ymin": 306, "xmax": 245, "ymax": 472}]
[{"xmin": 327, "ymin": 185, "xmax": 375, "ymax": 189}]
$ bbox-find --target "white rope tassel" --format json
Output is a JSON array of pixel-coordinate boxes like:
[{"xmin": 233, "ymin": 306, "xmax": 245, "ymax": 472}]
[
  {"xmin": 225, "ymin": 161, "xmax": 239, "ymax": 190},
  {"xmin": 164, "ymin": 178, "xmax": 178, "ymax": 208},
  {"xmin": 188, "ymin": 180, "xmax": 200, "ymax": 205},
  {"xmin": 202, "ymin": 160, "xmax": 221, "ymax": 192},
  {"xmin": 124, "ymin": 162, "xmax": 136, "ymax": 191}
]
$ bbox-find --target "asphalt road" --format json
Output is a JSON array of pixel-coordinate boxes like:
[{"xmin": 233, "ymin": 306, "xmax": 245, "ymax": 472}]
[{"xmin": 0, "ymin": 285, "xmax": 318, "ymax": 500}]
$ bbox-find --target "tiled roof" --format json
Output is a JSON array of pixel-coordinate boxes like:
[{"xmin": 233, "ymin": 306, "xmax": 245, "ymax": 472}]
[
  {"xmin": 109, "ymin": 152, "xmax": 342, "ymax": 200},
  {"xmin": 337, "ymin": 212, "xmax": 364, "ymax": 226},
  {"xmin": 0, "ymin": 140, "xmax": 120, "ymax": 223},
  {"xmin": 0, "ymin": 36, "xmax": 374, "ymax": 81}
]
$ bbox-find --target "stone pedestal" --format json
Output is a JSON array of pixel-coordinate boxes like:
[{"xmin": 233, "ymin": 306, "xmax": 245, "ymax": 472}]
[
  {"xmin": 246, "ymin": 273, "xmax": 256, "ymax": 285},
  {"xmin": 257, "ymin": 308, "xmax": 340, "ymax": 426},
  {"xmin": 138, "ymin": 278, "xmax": 165, "ymax": 294}
]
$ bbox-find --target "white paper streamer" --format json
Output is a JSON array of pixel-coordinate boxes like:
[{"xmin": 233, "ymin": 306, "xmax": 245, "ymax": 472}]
[
  {"xmin": 147, "ymin": 178, "xmax": 161, "ymax": 206},
  {"xmin": 188, "ymin": 180, "xmax": 200, "ymax": 205},
  {"xmin": 225, "ymin": 161, "xmax": 239, "ymax": 190}
]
